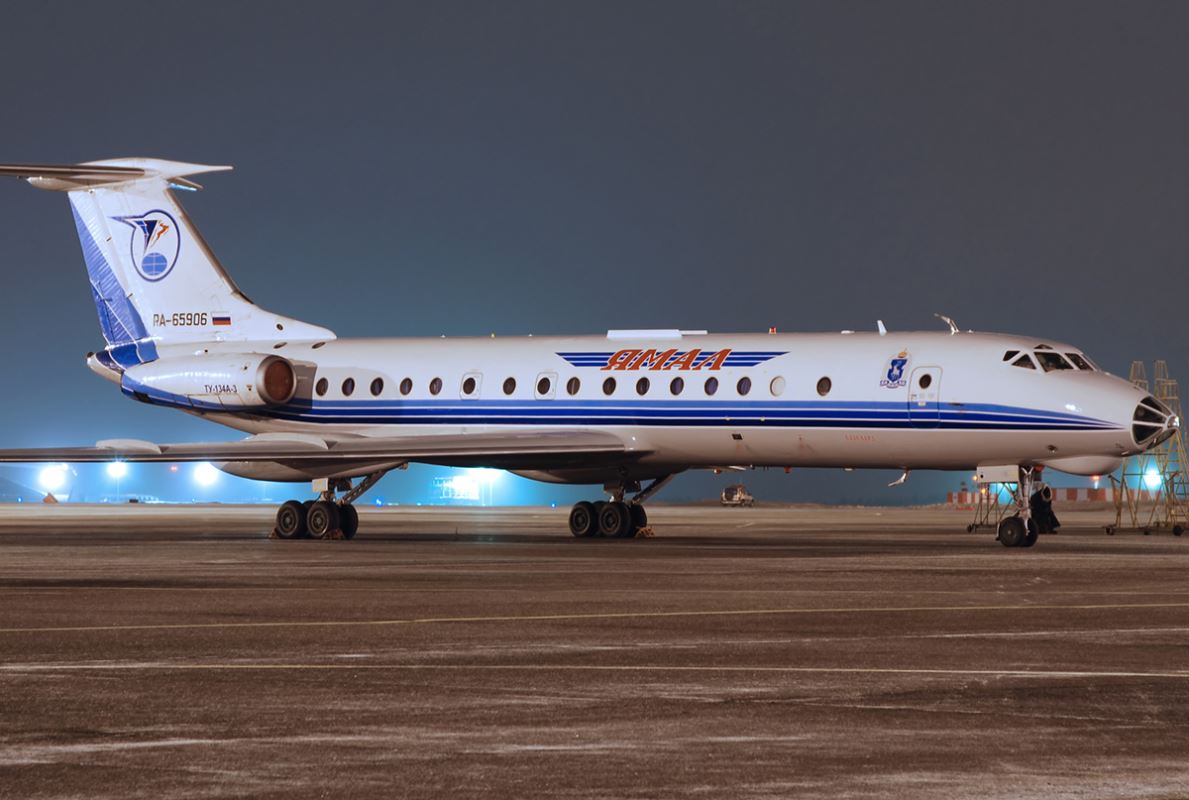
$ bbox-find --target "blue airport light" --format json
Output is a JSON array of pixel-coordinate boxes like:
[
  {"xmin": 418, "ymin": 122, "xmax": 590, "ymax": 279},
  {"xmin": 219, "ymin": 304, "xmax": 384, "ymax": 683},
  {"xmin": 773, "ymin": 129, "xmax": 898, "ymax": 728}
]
[
  {"xmin": 193, "ymin": 462, "xmax": 220, "ymax": 487},
  {"xmin": 38, "ymin": 464, "xmax": 67, "ymax": 492}
]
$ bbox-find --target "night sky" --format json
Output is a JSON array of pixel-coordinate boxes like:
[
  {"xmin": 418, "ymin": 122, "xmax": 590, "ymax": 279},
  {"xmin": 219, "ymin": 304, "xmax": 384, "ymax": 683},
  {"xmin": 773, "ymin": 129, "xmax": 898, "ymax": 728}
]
[{"xmin": 0, "ymin": 1, "xmax": 1185, "ymax": 504}]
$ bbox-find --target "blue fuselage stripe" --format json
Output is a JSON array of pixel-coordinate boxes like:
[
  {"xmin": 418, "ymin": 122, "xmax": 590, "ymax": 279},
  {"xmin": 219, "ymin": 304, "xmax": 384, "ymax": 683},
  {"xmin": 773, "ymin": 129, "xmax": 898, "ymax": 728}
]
[{"xmin": 121, "ymin": 379, "xmax": 1121, "ymax": 432}]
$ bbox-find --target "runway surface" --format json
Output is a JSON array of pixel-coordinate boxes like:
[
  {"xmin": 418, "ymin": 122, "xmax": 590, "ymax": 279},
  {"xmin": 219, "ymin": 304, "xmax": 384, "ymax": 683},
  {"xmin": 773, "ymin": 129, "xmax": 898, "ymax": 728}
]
[{"xmin": 1, "ymin": 504, "xmax": 1188, "ymax": 799}]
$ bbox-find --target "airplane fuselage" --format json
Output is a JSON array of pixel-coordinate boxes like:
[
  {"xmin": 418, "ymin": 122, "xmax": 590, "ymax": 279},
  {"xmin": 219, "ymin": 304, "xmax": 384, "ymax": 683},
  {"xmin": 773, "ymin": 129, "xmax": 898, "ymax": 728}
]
[{"xmin": 125, "ymin": 329, "xmax": 1150, "ymax": 484}]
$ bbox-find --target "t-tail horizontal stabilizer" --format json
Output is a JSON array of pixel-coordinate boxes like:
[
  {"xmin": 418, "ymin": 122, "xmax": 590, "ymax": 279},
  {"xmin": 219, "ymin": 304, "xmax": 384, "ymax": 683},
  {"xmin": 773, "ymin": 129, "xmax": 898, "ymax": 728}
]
[{"xmin": 1, "ymin": 157, "xmax": 335, "ymax": 366}]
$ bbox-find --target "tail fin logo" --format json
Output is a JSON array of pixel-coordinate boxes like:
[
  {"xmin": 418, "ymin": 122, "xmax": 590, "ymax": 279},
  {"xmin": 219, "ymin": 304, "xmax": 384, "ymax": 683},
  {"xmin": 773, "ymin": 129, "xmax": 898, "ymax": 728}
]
[{"xmin": 112, "ymin": 209, "xmax": 181, "ymax": 282}]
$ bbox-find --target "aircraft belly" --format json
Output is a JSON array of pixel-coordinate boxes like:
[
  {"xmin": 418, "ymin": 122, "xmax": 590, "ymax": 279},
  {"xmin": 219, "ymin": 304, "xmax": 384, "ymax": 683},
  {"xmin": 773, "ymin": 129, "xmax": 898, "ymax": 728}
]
[
  {"xmin": 633, "ymin": 426, "xmax": 1126, "ymax": 470},
  {"xmin": 206, "ymin": 414, "xmax": 1126, "ymax": 474}
]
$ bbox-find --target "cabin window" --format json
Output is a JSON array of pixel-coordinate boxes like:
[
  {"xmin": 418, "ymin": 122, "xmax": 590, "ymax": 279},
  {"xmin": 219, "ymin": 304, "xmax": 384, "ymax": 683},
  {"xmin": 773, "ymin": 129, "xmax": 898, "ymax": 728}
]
[
  {"xmin": 816, "ymin": 376, "xmax": 831, "ymax": 396},
  {"xmin": 770, "ymin": 376, "xmax": 786, "ymax": 396},
  {"xmin": 341, "ymin": 378, "xmax": 355, "ymax": 397},
  {"xmin": 602, "ymin": 377, "xmax": 616, "ymax": 395},
  {"xmin": 566, "ymin": 377, "xmax": 581, "ymax": 395},
  {"xmin": 1012, "ymin": 354, "xmax": 1037, "ymax": 370},
  {"xmin": 315, "ymin": 377, "xmax": 328, "ymax": 397},
  {"xmin": 503, "ymin": 377, "xmax": 516, "ymax": 395},
  {"xmin": 918, "ymin": 373, "xmax": 933, "ymax": 389},
  {"xmin": 537, "ymin": 376, "xmax": 552, "ymax": 395},
  {"xmin": 370, "ymin": 378, "xmax": 384, "ymax": 396},
  {"xmin": 462, "ymin": 376, "xmax": 477, "ymax": 395},
  {"xmin": 1002, "ymin": 350, "xmax": 1020, "ymax": 362},
  {"xmin": 704, "ymin": 376, "xmax": 719, "ymax": 396},
  {"xmin": 1036, "ymin": 352, "xmax": 1074, "ymax": 372},
  {"xmin": 737, "ymin": 376, "xmax": 752, "ymax": 396},
  {"xmin": 1066, "ymin": 353, "xmax": 1093, "ymax": 371},
  {"xmin": 670, "ymin": 376, "xmax": 684, "ymax": 396},
  {"xmin": 400, "ymin": 377, "xmax": 413, "ymax": 395},
  {"xmin": 429, "ymin": 377, "xmax": 443, "ymax": 395}
]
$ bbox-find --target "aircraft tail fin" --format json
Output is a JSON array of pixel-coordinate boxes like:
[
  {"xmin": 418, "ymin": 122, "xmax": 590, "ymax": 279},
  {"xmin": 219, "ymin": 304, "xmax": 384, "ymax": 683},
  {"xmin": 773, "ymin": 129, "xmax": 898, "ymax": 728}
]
[{"xmin": 0, "ymin": 159, "xmax": 335, "ymax": 368}]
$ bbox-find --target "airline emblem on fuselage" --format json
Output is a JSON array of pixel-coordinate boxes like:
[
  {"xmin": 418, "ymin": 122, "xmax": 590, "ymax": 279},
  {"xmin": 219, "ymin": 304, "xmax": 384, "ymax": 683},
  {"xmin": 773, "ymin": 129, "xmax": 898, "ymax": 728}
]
[
  {"xmin": 880, "ymin": 351, "xmax": 910, "ymax": 388},
  {"xmin": 112, "ymin": 209, "xmax": 181, "ymax": 282},
  {"xmin": 556, "ymin": 349, "xmax": 787, "ymax": 371},
  {"xmin": 602, "ymin": 348, "xmax": 730, "ymax": 371}
]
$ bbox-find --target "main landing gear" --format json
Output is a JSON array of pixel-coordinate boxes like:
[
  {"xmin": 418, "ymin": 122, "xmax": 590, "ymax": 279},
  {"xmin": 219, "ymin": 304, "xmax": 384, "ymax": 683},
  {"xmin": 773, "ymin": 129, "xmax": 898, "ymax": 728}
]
[
  {"xmin": 272, "ymin": 470, "xmax": 387, "ymax": 541},
  {"xmin": 568, "ymin": 476, "xmax": 674, "ymax": 539},
  {"xmin": 996, "ymin": 466, "xmax": 1040, "ymax": 549}
]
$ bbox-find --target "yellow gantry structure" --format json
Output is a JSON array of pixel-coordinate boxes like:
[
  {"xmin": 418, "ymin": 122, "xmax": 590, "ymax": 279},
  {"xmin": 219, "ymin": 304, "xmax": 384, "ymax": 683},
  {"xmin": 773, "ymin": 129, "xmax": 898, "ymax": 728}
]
[{"xmin": 1110, "ymin": 360, "xmax": 1188, "ymax": 535}]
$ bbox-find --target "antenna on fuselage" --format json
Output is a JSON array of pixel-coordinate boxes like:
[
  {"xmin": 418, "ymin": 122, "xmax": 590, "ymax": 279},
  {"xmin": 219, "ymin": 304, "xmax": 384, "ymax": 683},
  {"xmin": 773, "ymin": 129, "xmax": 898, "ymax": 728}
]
[{"xmin": 934, "ymin": 313, "xmax": 959, "ymax": 335}]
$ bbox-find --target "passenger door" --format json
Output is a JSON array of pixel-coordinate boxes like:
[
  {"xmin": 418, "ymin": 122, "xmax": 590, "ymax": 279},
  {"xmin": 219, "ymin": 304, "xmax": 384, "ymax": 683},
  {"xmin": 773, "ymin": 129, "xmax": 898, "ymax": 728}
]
[{"xmin": 907, "ymin": 367, "xmax": 941, "ymax": 428}]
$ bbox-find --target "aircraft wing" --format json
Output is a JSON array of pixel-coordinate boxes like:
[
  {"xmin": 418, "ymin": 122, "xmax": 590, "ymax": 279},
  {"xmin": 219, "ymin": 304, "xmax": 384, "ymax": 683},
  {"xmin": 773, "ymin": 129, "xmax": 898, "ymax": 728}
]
[{"xmin": 0, "ymin": 430, "xmax": 641, "ymax": 470}]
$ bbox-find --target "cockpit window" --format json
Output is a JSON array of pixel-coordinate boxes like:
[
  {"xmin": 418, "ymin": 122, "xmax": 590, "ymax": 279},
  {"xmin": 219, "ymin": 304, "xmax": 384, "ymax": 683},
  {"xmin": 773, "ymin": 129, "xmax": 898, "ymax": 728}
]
[
  {"xmin": 1002, "ymin": 350, "xmax": 1020, "ymax": 362},
  {"xmin": 1066, "ymin": 353, "xmax": 1093, "ymax": 371},
  {"xmin": 1011, "ymin": 354, "xmax": 1037, "ymax": 370},
  {"xmin": 1035, "ymin": 352, "xmax": 1074, "ymax": 372}
]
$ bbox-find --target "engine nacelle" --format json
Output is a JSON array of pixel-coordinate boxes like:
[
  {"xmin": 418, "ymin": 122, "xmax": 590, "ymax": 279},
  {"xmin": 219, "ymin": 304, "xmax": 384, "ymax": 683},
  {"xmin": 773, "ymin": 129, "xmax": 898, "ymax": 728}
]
[{"xmin": 123, "ymin": 354, "xmax": 297, "ymax": 408}]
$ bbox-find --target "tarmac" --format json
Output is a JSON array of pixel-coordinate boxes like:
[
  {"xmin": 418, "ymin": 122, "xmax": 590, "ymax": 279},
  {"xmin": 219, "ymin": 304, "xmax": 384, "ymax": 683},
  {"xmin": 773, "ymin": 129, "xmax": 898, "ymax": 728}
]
[{"xmin": 1, "ymin": 503, "xmax": 1188, "ymax": 799}]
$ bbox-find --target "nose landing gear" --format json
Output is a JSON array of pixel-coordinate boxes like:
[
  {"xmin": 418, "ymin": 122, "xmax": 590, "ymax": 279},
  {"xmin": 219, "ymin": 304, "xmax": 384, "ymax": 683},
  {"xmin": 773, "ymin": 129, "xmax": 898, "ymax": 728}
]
[
  {"xmin": 568, "ymin": 475, "xmax": 673, "ymax": 539},
  {"xmin": 271, "ymin": 469, "xmax": 386, "ymax": 541},
  {"xmin": 996, "ymin": 466, "xmax": 1040, "ymax": 548}
]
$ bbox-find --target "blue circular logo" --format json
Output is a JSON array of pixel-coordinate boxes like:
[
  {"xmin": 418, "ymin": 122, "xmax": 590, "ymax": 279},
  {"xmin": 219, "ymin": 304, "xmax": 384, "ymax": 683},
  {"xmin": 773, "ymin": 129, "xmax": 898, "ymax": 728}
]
[
  {"xmin": 114, "ymin": 209, "xmax": 181, "ymax": 282},
  {"xmin": 141, "ymin": 252, "xmax": 169, "ymax": 277}
]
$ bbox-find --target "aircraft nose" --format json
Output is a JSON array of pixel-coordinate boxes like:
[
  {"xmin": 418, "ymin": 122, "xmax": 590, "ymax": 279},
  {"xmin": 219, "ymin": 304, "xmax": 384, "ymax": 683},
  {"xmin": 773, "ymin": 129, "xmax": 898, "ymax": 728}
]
[{"xmin": 1132, "ymin": 395, "xmax": 1178, "ymax": 449}]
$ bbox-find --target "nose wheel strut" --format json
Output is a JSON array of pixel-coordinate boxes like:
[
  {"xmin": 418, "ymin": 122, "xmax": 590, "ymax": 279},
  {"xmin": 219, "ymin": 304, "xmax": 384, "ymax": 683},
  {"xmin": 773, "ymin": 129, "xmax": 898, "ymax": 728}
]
[{"xmin": 996, "ymin": 466, "xmax": 1040, "ymax": 548}]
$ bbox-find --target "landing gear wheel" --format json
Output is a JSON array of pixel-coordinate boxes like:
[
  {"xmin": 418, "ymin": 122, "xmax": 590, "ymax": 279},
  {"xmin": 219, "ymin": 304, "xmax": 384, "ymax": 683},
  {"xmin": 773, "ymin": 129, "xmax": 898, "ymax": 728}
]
[
  {"xmin": 629, "ymin": 504, "xmax": 648, "ymax": 535},
  {"xmin": 997, "ymin": 516, "xmax": 1027, "ymax": 548},
  {"xmin": 592, "ymin": 501, "xmax": 608, "ymax": 533},
  {"xmin": 569, "ymin": 501, "xmax": 598, "ymax": 538},
  {"xmin": 339, "ymin": 504, "xmax": 359, "ymax": 540},
  {"xmin": 1022, "ymin": 518, "xmax": 1039, "ymax": 548},
  {"xmin": 275, "ymin": 500, "xmax": 307, "ymax": 539},
  {"xmin": 307, "ymin": 500, "xmax": 340, "ymax": 540},
  {"xmin": 598, "ymin": 501, "xmax": 633, "ymax": 538}
]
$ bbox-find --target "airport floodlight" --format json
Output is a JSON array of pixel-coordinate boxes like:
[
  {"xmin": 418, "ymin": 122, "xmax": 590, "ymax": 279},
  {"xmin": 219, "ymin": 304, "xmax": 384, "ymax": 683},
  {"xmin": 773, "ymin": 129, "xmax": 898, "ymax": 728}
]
[
  {"xmin": 449, "ymin": 475, "xmax": 480, "ymax": 501},
  {"xmin": 193, "ymin": 462, "xmax": 220, "ymax": 487},
  {"xmin": 469, "ymin": 468, "xmax": 501, "ymax": 485},
  {"xmin": 38, "ymin": 464, "xmax": 67, "ymax": 492},
  {"xmin": 106, "ymin": 461, "xmax": 128, "ymax": 479}
]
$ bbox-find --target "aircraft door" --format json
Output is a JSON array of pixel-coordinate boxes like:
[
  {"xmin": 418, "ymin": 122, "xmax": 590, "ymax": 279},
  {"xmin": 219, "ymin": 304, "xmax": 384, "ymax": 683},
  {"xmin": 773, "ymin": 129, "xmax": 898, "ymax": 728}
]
[{"xmin": 907, "ymin": 367, "xmax": 941, "ymax": 428}]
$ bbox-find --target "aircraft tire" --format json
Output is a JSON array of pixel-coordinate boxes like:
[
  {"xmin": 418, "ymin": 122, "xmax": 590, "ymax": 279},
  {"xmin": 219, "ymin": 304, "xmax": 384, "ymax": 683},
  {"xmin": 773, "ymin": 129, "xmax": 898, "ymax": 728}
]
[
  {"xmin": 1022, "ymin": 518, "xmax": 1039, "ymax": 548},
  {"xmin": 569, "ymin": 501, "xmax": 598, "ymax": 538},
  {"xmin": 598, "ymin": 501, "xmax": 632, "ymax": 538},
  {"xmin": 997, "ymin": 516, "xmax": 1026, "ymax": 548},
  {"xmin": 340, "ymin": 504, "xmax": 359, "ymax": 540},
  {"xmin": 628, "ymin": 504, "xmax": 648, "ymax": 535},
  {"xmin": 307, "ymin": 500, "xmax": 339, "ymax": 540},
  {"xmin": 275, "ymin": 500, "xmax": 307, "ymax": 539},
  {"xmin": 592, "ymin": 501, "xmax": 608, "ymax": 535}
]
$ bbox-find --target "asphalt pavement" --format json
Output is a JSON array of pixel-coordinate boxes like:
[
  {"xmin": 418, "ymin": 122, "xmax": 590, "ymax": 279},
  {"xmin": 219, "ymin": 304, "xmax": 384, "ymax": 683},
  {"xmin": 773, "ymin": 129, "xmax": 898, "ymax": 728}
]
[{"xmin": 1, "ymin": 504, "xmax": 1187, "ymax": 799}]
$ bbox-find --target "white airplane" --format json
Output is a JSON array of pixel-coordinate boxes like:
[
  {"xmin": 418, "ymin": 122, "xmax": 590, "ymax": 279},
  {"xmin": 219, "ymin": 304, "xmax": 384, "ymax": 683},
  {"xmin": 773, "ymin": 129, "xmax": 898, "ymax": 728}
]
[{"xmin": 0, "ymin": 158, "xmax": 1178, "ymax": 547}]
